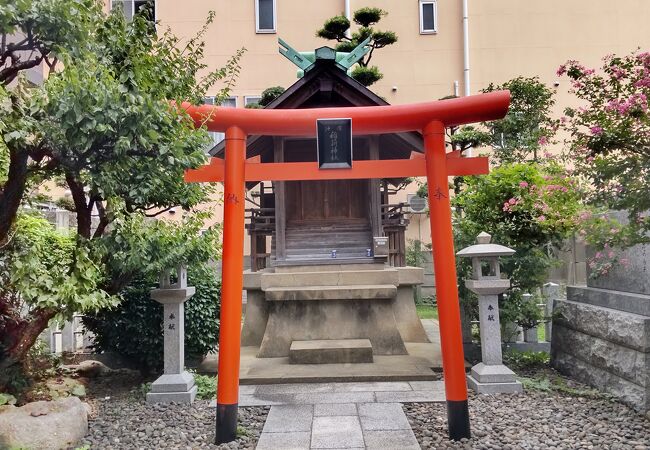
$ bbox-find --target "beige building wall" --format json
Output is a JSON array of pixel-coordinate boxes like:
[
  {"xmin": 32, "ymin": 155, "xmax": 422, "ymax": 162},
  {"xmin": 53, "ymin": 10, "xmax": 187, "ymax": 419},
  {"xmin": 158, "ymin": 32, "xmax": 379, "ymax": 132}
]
[{"xmin": 100, "ymin": 1, "xmax": 650, "ymax": 253}]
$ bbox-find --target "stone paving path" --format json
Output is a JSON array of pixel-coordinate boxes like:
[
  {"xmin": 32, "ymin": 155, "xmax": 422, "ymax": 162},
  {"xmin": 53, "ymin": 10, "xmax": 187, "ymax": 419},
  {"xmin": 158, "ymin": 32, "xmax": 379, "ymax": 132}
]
[{"xmin": 235, "ymin": 380, "xmax": 446, "ymax": 449}]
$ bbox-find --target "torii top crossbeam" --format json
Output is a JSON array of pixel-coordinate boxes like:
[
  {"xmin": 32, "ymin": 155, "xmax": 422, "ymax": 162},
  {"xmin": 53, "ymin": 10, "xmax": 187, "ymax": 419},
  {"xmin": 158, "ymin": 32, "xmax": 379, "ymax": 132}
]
[{"xmin": 181, "ymin": 90, "xmax": 509, "ymax": 136}]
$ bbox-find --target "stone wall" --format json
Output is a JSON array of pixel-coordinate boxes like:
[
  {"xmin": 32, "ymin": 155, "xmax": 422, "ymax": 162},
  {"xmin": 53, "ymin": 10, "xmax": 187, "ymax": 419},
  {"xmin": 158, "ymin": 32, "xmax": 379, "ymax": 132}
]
[{"xmin": 551, "ymin": 237, "xmax": 650, "ymax": 413}]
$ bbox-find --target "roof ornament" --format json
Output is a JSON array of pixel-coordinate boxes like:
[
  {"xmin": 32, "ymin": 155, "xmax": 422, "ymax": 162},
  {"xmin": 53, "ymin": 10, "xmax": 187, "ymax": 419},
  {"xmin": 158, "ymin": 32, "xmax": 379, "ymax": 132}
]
[{"xmin": 278, "ymin": 37, "xmax": 372, "ymax": 78}]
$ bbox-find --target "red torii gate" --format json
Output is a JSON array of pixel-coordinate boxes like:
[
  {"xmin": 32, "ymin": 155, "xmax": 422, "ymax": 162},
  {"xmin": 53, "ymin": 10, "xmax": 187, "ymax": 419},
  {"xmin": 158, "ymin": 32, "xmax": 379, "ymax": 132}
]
[{"xmin": 182, "ymin": 90, "xmax": 510, "ymax": 444}]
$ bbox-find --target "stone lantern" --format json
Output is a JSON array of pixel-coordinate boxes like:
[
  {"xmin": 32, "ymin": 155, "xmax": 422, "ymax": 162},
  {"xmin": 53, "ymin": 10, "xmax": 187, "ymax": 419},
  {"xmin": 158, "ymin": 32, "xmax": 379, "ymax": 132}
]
[
  {"xmin": 146, "ymin": 265, "xmax": 197, "ymax": 403},
  {"xmin": 457, "ymin": 232, "xmax": 522, "ymax": 394}
]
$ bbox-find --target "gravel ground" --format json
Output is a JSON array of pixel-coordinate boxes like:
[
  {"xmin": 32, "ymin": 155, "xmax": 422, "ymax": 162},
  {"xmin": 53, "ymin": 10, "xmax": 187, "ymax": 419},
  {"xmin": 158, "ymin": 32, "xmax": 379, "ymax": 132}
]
[
  {"xmin": 78, "ymin": 371, "xmax": 268, "ymax": 449},
  {"xmin": 404, "ymin": 378, "xmax": 650, "ymax": 450}
]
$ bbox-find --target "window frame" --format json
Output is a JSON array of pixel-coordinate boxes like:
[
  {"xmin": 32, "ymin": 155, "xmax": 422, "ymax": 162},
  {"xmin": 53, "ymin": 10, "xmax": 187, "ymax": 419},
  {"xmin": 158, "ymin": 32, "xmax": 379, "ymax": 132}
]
[
  {"xmin": 205, "ymin": 96, "xmax": 237, "ymax": 148},
  {"xmin": 255, "ymin": 0, "xmax": 277, "ymax": 34},
  {"xmin": 244, "ymin": 96, "xmax": 262, "ymax": 107},
  {"xmin": 419, "ymin": 0, "xmax": 438, "ymax": 35},
  {"xmin": 109, "ymin": 0, "xmax": 157, "ymax": 22}
]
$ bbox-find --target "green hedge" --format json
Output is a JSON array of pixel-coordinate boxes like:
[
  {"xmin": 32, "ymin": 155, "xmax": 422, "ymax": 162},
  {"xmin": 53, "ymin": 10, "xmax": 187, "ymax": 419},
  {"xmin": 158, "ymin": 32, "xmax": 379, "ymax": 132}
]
[{"xmin": 83, "ymin": 264, "xmax": 220, "ymax": 374}]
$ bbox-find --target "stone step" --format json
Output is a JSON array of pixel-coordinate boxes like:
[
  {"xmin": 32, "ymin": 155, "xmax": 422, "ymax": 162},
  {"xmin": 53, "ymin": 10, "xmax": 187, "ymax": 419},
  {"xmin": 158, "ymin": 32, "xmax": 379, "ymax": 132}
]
[
  {"xmin": 289, "ymin": 339, "xmax": 374, "ymax": 364},
  {"xmin": 265, "ymin": 284, "xmax": 397, "ymax": 301},
  {"xmin": 261, "ymin": 269, "xmax": 399, "ymax": 289}
]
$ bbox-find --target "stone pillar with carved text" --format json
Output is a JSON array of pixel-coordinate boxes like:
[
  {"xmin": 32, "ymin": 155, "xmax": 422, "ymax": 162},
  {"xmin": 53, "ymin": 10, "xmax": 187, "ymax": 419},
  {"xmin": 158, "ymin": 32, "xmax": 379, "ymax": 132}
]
[{"xmin": 146, "ymin": 265, "xmax": 197, "ymax": 404}]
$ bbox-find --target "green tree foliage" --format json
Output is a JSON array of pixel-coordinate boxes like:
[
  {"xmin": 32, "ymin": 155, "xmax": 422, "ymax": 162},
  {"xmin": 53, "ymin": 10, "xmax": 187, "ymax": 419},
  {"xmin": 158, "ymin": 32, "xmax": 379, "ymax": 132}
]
[
  {"xmin": 84, "ymin": 264, "xmax": 220, "ymax": 374},
  {"xmin": 316, "ymin": 7, "xmax": 397, "ymax": 87},
  {"xmin": 0, "ymin": 6, "xmax": 243, "ymax": 244},
  {"xmin": 453, "ymin": 163, "xmax": 581, "ymax": 292},
  {"xmin": 453, "ymin": 162, "xmax": 581, "ymax": 331},
  {"xmin": 0, "ymin": 1, "xmax": 239, "ymax": 385},
  {"xmin": 259, "ymin": 86, "xmax": 285, "ymax": 106},
  {"xmin": 482, "ymin": 77, "xmax": 557, "ymax": 164},
  {"xmin": 0, "ymin": 0, "xmax": 99, "ymax": 85},
  {"xmin": 0, "ymin": 213, "xmax": 116, "ymax": 389}
]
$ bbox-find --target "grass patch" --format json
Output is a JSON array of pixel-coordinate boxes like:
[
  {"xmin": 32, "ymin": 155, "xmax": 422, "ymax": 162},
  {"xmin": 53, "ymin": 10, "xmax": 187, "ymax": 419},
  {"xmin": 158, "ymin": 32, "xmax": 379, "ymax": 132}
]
[
  {"xmin": 194, "ymin": 373, "xmax": 217, "ymax": 400},
  {"xmin": 519, "ymin": 373, "xmax": 608, "ymax": 399},
  {"xmin": 504, "ymin": 350, "xmax": 550, "ymax": 371},
  {"xmin": 416, "ymin": 304, "xmax": 438, "ymax": 320}
]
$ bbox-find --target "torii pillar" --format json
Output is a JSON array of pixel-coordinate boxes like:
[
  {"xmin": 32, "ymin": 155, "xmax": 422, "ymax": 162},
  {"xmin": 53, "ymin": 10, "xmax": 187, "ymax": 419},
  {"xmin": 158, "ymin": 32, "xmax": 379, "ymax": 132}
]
[{"xmin": 182, "ymin": 90, "xmax": 510, "ymax": 443}]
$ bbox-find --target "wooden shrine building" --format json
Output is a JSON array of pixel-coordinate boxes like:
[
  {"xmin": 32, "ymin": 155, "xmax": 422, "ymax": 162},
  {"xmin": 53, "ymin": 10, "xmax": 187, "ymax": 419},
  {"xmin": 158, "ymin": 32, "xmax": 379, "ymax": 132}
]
[
  {"xmin": 206, "ymin": 43, "xmax": 437, "ymax": 376},
  {"xmin": 210, "ymin": 45, "xmax": 423, "ymax": 270}
]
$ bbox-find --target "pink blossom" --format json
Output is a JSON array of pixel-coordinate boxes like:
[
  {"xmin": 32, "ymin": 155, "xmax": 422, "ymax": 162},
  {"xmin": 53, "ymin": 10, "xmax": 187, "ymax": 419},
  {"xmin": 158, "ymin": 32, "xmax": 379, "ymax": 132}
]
[
  {"xmin": 537, "ymin": 215, "xmax": 546, "ymax": 222},
  {"xmin": 590, "ymin": 126, "xmax": 604, "ymax": 135},
  {"xmin": 538, "ymin": 136, "xmax": 549, "ymax": 146},
  {"xmin": 633, "ymin": 78, "xmax": 650, "ymax": 88},
  {"xmin": 595, "ymin": 251, "xmax": 603, "ymax": 258},
  {"xmin": 608, "ymin": 251, "xmax": 615, "ymax": 258},
  {"xmin": 508, "ymin": 198, "xmax": 517, "ymax": 205},
  {"xmin": 556, "ymin": 64, "xmax": 567, "ymax": 76},
  {"xmin": 519, "ymin": 181, "xmax": 529, "ymax": 188},
  {"xmin": 611, "ymin": 66, "xmax": 626, "ymax": 80}
]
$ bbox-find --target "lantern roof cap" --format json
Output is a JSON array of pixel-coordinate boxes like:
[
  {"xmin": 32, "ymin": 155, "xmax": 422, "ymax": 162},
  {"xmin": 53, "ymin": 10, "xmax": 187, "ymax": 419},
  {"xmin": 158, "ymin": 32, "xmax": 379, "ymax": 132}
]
[{"xmin": 456, "ymin": 232, "xmax": 515, "ymax": 258}]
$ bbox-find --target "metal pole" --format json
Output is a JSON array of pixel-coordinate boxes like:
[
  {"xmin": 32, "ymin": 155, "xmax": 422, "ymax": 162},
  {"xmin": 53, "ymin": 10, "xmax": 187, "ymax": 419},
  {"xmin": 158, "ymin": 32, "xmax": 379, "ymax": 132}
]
[
  {"xmin": 215, "ymin": 126, "xmax": 246, "ymax": 444},
  {"xmin": 345, "ymin": 0, "xmax": 351, "ymax": 38},
  {"xmin": 462, "ymin": 0, "xmax": 471, "ymax": 97},
  {"xmin": 462, "ymin": 0, "xmax": 472, "ymax": 157},
  {"xmin": 423, "ymin": 120, "xmax": 471, "ymax": 440}
]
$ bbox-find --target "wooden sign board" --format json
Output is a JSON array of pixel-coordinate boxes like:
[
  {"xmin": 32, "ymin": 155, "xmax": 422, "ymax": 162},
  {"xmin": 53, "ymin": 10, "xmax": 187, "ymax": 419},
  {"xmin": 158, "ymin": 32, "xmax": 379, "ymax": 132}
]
[{"xmin": 317, "ymin": 118, "xmax": 352, "ymax": 169}]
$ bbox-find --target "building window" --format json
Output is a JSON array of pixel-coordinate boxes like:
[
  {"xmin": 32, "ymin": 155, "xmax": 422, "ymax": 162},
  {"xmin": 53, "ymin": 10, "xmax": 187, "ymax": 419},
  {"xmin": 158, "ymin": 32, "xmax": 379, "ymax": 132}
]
[
  {"xmin": 204, "ymin": 97, "xmax": 236, "ymax": 149},
  {"xmin": 111, "ymin": 0, "xmax": 156, "ymax": 21},
  {"xmin": 255, "ymin": 0, "xmax": 276, "ymax": 33},
  {"xmin": 419, "ymin": 0, "xmax": 437, "ymax": 34},
  {"xmin": 245, "ymin": 96, "xmax": 262, "ymax": 108}
]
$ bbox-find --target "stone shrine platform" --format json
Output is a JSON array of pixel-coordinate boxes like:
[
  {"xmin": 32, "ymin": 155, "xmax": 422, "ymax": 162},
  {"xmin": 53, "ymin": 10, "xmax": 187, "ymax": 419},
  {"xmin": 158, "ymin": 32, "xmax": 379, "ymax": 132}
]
[{"xmin": 199, "ymin": 319, "xmax": 444, "ymax": 383}]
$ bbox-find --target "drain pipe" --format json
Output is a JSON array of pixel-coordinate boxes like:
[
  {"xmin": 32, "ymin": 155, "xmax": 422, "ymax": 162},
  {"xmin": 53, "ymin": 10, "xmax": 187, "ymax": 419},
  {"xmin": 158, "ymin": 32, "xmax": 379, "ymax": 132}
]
[
  {"xmin": 462, "ymin": 0, "xmax": 472, "ymax": 156},
  {"xmin": 462, "ymin": 0, "xmax": 470, "ymax": 97},
  {"xmin": 345, "ymin": 0, "xmax": 351, "ymax": 38}
]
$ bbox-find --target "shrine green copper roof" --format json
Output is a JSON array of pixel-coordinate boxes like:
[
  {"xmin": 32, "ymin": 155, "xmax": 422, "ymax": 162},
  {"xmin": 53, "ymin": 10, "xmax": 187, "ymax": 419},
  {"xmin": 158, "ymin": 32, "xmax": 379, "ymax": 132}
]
[{"xmin": 278, "ymin": 37, "xmax": 372, "ymax": 78}]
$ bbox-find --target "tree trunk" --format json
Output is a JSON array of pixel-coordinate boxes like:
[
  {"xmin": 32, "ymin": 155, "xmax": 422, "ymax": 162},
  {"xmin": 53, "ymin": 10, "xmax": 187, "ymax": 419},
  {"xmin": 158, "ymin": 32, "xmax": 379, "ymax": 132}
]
[
  {"xmin": 0, "ymin": 150, "xmax": 29, "ymax": 244},
  {"xmin": 65, "ymin": 173, "xmax": 92, "ymax": 239},
  {"xmin": 0, "ymin": 306, "xmax": 56, "ymax": 391}
]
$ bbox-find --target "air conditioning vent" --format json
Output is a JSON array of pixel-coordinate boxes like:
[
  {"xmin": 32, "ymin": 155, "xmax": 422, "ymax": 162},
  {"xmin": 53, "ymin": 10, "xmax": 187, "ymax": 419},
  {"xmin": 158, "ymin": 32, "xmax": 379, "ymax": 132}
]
[{"xmin": 407, "ymin": 194, "xmax": 427, "ymax": 213}]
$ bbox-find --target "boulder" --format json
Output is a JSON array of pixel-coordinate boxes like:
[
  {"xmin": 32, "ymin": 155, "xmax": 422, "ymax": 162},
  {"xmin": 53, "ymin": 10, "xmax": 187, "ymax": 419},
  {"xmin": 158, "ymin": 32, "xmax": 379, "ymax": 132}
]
[
  {"xmin": 0, "ymin": 396, "xmax": 90, "ymax": 450},
  {"xmin": 63, "ymin": 359, "xmax": 110, "ymax": 378}
]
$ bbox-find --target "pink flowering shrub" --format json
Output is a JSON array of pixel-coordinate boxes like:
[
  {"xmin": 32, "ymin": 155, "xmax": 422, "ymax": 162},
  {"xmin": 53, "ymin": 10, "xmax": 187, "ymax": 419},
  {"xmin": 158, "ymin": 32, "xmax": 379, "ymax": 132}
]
[
  {"xmin": 560, "ymin": 51, "xmax": 650, "ymax": 277},
  {"xmin": 453, "ymin": 162, "xmax": 582, "ymax": 292}
]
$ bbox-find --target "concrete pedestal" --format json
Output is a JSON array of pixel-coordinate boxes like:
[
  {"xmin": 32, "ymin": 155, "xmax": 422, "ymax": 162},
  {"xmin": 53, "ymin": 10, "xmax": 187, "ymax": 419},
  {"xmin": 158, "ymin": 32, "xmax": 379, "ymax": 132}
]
[
  {"xmin": 466, "ymin": 362, "xmax": 523, "ymax": 394},
  {"xmin": 243, "ymin": 266, "xmax": 428, "ymax": 359},
  {"xmin": 147, "ymin": 371, "xmax": 198, "ymax": 403}
]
